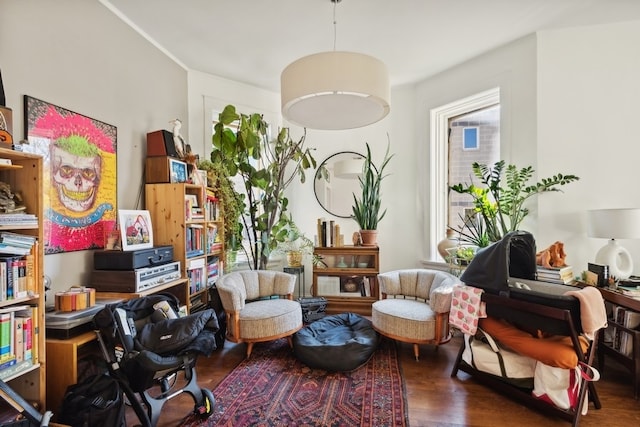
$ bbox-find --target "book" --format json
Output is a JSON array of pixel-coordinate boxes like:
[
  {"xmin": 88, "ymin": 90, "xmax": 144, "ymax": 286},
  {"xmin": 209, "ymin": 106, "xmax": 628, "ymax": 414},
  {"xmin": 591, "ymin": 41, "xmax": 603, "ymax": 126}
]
[
  {"xmin": 13, "ymin": 316, "xmax": 23, "ymax": 362},
  {"xmin": 0, "ymin": 313, "xmax": 12, "ymax": 361},
  {"xmin": 0, "ymin": 158, "xmax": 12, "ymax": 166}
]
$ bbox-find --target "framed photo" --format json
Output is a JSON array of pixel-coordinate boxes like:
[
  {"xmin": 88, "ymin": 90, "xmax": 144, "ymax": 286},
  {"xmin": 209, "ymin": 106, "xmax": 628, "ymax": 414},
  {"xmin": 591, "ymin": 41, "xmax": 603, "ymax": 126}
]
[
  {"xmin": 169, "ymin": 158, "xmax": 188, "ymax": 183},
  {"xmin": 22, "ymin": 95, "xmax": 117, "ymax": 254},
  {"xmin": 340, "ymin": 275, "xmax": 363, "ymax": 294},
  {"xmin": 118, "ymin": 209, "xmax": 154, "ymax": 251}
]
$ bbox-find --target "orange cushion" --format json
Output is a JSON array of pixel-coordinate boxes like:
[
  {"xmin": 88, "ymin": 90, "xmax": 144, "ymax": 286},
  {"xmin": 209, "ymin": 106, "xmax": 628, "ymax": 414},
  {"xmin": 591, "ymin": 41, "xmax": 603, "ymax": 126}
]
[{"xmin": 479, "ymin": 317, "xmax": 588, "ymax": 369}]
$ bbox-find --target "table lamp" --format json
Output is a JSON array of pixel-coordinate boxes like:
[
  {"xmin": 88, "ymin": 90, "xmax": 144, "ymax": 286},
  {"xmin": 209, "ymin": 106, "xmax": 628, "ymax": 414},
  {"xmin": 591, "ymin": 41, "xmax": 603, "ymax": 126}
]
[{"xmin": 587, "ymin": 208, "xmax": 640, "ymax": 280}]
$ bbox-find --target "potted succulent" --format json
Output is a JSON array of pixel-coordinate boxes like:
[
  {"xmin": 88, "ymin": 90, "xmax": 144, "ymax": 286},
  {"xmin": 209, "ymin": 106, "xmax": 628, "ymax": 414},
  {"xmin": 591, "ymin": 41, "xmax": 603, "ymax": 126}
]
[
  {"xmin": 450, "ymin": 160, "xmax": 579, "ymax": 247},
  {"xmin": 351, "ymin": 140, "xmax": 394, "ymax": 246}
]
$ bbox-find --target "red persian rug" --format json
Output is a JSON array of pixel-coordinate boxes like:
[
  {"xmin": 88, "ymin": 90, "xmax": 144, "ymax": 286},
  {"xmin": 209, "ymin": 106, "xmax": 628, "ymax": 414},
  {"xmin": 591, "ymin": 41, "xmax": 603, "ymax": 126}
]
[{"xmin": 182, "ymin": 338, "xmax": 408, "ymax": 426}]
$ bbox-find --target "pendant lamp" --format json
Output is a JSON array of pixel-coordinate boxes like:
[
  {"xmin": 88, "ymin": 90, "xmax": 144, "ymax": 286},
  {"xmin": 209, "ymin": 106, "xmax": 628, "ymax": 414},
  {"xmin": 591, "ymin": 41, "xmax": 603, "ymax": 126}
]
[{"xmin": 280, "ymin": 0, "xmax": 390, "ymax": 130}]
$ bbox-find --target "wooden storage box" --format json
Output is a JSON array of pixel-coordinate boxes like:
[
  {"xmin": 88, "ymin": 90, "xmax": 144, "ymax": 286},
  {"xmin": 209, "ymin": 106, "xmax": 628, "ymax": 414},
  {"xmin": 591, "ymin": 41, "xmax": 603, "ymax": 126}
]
[
  {"xmin": 145, "ymin": 156, "xmax": 188, "ymax": 183},
  {"xmin": 147, "ymin": 129, "xmax": 179, "ymax": 157}
]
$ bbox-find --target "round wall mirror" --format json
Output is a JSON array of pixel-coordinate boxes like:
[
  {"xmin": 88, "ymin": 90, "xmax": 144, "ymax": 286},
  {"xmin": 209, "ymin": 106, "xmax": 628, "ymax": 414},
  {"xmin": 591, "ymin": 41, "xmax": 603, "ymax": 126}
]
[{"xmin": 314, "ymin": 151, "xmax": 370, "ymax": 218}]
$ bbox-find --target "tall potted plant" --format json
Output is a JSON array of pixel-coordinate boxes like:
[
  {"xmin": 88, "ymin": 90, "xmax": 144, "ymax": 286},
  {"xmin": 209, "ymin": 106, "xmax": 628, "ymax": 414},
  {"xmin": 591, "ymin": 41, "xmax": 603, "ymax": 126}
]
[
  {"xmin": 211, "ymin": 105, "xmax": 316, "ymax": 270},
  {"xmin": 450, "ymin": 160, "xmax": 579, "ymax": 247},
  {"xmin": 352, "ymin": 141, "xmax": 394, "ymax": 246}
]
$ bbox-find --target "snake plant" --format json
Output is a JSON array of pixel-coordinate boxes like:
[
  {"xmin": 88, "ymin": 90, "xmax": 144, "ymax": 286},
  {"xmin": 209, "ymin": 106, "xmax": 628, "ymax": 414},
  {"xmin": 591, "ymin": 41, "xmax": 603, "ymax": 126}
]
[{"xmin": 352, "ymin": 141, "xmax": 394, "ymax": 230}]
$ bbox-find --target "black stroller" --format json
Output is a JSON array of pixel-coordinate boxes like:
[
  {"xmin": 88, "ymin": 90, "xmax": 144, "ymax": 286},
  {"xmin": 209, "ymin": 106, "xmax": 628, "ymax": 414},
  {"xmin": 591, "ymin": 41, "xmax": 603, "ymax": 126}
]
[{"xmin": 92, "ymin": 293, "xmax": 219, "ymax": 427}]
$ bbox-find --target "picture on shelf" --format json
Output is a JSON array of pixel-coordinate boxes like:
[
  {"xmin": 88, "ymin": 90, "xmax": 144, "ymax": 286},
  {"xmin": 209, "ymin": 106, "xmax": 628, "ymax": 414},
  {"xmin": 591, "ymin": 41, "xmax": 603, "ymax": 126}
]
[
  {"xmin": 169, "ymin": 158, "xmax": 188, "ymax": 183},
  {"xmin": 118, "ymin": 209, "xmax": 154, "ymax": 251}
]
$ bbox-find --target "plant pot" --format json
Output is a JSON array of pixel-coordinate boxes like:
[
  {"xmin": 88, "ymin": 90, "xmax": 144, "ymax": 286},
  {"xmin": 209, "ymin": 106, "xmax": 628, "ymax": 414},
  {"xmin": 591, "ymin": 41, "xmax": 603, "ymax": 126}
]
[
  {"xmin": 287, "ymin": 250, "xmax": 303, "ymax": 267},
  {"xmin": 359, "ymin": 230, "xmax": 378, "ymax": 246}
]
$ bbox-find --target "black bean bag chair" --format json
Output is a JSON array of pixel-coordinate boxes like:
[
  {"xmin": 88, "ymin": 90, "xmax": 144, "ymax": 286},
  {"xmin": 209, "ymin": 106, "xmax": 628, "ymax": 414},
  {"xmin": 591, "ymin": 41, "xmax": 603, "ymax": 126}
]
[{"xmin": 292, "ymin": 312, "xmax": 379, "ymax": 371}]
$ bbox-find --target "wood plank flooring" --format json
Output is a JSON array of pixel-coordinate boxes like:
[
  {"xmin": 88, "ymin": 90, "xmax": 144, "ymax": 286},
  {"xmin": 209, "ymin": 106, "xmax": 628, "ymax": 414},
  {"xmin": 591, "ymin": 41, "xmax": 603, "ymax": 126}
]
[{"xmin": 130, "ymin": 334, "xmax": 639, "ymax": 427}]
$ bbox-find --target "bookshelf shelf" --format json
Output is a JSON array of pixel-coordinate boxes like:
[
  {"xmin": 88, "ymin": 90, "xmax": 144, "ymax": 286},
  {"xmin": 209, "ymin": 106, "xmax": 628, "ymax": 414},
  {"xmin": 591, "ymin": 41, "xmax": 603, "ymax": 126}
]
[
  {"xmin": 145, "ymin": 183, "xmax": 224, "ymax": 313},
  {"xmin": 0, "ymin": 148, "xmax": 45, "ymax": 416},
  {"xmin": 312, "ymin": 245, "xmax": 379, "ymax": 316}
]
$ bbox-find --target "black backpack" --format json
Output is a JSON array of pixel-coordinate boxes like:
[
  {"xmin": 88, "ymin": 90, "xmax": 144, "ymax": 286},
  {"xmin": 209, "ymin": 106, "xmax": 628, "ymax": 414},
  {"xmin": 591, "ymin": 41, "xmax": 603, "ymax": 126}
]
[{"xmin": 57, "ymin": 373, "xmax": 125, "ymax": 427}]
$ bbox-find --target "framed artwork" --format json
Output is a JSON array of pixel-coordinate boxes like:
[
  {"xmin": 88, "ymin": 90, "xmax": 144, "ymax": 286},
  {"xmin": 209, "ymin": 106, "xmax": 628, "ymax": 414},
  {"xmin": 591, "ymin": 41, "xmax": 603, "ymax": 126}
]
[
  {"xmin": 22, "ymin": 95, "xmax": 117, "ymax": 254},
  {"xmin": 118, "ymin": 209, "xmax": 154, "ymax": 251},
  {"xmin": 169, "ymin": 158, "xmax": 188, "ymax": 183}
]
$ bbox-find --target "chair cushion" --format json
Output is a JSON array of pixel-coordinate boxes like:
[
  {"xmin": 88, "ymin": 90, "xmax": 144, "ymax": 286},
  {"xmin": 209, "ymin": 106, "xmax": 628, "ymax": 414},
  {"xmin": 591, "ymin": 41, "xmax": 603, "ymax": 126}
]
[
  {"xmin": 238, "ymin": 299, "xmax": 302, "ymax": 340},
  {"xmin": 293, "ymin": 313, "xmax": 379, "ymax": 371},
  {"xmin": 372, "ymin": 298, "xmax": 437, "ymax": 341}
]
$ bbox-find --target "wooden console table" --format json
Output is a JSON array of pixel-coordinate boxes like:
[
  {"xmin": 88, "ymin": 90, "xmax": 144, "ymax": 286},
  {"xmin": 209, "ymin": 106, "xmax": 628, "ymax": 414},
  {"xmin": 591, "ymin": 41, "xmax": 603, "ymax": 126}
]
[{"xmin": 592, "ymin": 285, "xmax": 640, "ymax": 399}]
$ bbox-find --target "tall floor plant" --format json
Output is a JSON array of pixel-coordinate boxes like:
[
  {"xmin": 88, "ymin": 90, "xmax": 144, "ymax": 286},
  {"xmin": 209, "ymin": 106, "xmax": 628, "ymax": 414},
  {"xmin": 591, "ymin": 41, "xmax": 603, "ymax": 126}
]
[{"xmin": 211, "ymin": 105, "xmax": 316, "ymax": 270}]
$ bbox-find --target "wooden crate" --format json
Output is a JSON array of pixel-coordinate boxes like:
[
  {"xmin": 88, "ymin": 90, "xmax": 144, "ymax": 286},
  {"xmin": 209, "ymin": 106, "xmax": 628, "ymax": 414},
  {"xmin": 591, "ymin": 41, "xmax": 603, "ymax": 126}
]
[{"xmin": 145, "ymin": 156, "xmax": 188, "ymax": 183}]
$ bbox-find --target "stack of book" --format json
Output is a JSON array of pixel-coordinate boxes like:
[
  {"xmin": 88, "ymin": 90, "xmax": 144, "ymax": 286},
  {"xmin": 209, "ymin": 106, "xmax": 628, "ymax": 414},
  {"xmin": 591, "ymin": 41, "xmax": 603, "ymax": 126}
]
[
  {"xmin": 536, "ymin": 265, "xmax": 575, "ymax": 284},
  {"xmin": 0, "ymin": 231, "xmax": 37, "ymax": 256}
]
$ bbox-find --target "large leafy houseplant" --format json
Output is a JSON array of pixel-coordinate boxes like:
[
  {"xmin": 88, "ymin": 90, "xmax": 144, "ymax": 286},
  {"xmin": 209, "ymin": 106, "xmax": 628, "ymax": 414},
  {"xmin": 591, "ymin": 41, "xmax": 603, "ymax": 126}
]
[
  {"xmin": 211, "ymin": 105, "xmax": 316, "ymax": 270},
  {"xmin": 450, "ymin": 160, "xmax": 579, "ymax": 247},
  {"xmin": 197, "ymin": 158, "xmax": 244, "ymax": 268},
  {"xmin": 352, "ymin": 141, "xmax": 394, "ymax": 243}
]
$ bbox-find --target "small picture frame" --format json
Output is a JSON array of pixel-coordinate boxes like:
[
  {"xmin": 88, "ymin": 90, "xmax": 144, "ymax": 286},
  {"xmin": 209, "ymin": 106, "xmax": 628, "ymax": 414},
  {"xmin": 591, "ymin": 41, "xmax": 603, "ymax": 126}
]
[
  {"xmin": 118, "ymin": 209, "xmax": 154, "ymax": 251},
  {"xmin": 169, "ymin": 158, "xmax": 188, "ymax": 183}
]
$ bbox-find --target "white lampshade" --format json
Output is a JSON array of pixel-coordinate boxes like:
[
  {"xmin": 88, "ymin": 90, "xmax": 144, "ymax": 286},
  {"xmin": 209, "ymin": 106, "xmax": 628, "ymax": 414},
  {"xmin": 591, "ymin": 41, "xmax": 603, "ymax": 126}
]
[
  {"xmin": 587, "ymin": 208, "xmax": 640, "ymax": 279},
  {"xmin": 334, "ymin": 157, "xmax": 364, "ymax": 178},
  {"xmin": 281, "ymin": 51, "xmax": 390, "ymax": 130}
]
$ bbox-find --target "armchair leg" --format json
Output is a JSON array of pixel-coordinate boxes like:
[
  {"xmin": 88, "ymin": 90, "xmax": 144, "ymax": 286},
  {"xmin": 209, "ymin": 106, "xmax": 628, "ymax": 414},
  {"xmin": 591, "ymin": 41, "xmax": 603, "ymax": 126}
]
[
  {"xmin": 287, "ymin": 335, "xmax": 293, "ymax": 349},
  {"xmin": 413, "ymin": 344, "xmax": 420, "ymax": 361},
  {"xmin": 246, "ymin": 342, "xmax": 254, "ymax": 358}
]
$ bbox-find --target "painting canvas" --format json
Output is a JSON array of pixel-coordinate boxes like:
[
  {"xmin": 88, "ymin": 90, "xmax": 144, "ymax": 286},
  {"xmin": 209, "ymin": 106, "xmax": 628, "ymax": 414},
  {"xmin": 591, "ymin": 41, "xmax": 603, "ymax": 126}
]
[
  {"xmin": 23, "ymin": 95, "xmax": 117, "ymax": 254},
  {"xmin": 118, "ymin": 210, "xmax": 153, "ymax": 251}
]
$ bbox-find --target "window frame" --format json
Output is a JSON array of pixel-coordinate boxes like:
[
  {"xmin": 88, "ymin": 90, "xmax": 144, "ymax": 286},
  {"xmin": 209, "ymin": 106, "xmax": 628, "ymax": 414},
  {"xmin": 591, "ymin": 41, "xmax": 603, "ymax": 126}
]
[{"xmin": 428, "ymin": 87, "xmax": 500, "ymax": 261}]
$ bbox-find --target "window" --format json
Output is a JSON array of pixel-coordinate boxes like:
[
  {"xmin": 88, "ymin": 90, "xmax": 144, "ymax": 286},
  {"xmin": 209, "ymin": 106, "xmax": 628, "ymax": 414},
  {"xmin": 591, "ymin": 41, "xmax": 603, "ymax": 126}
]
[
  {"xmin": 462, "ymin": 127, "xmax": 479, "ymax": 150},
  {"xmin": 428, "ymin": 88, "xmax": 500, "ymax": 261}
]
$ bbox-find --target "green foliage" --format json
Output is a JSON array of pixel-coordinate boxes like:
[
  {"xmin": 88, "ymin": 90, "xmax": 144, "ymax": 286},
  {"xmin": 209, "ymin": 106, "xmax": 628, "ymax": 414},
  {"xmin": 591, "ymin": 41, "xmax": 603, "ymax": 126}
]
[
  {"xmin": 450, "ymin": 160, "xmax": 579, "ymax": 246},
  {"xmin": 211, "ymin": 105, "xmax": 317, "ymax": 270},
  {"xmin": 351, "ymin": 140, "xmax": 394, "ymax": 230},
  {"xmin": 272, "ymin": 215, "xmax": 314, "ymax": 256},
  {"xmin": 197, "ymin": 158, "xmax": 244, "ymax": 253}
]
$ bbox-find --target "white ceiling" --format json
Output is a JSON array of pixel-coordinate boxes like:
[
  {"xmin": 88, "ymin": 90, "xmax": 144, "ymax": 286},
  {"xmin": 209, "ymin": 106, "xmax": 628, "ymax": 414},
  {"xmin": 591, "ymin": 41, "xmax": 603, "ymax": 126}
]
[{"xmin": 102, "ymin": 0, "xmax": 640, "ymax": 92}]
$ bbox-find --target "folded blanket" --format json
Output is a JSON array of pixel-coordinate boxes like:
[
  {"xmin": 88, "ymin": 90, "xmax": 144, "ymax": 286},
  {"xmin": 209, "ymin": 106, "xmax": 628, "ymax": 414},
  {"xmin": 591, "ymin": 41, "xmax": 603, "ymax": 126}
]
[
  {"xmin": 564, "ymin": 286, "xmax": 607, "ymax": 340},
  {"xmin": 449, "ymin": 284, "xmax": 486, "ymax": 335}
]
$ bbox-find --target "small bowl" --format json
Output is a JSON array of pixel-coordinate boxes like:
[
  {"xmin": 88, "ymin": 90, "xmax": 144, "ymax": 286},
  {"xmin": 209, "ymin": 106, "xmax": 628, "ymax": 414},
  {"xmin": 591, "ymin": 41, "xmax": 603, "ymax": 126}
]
[{"xmin": 358, "ymin": 262, "xmax": 369, "ymax": 268}]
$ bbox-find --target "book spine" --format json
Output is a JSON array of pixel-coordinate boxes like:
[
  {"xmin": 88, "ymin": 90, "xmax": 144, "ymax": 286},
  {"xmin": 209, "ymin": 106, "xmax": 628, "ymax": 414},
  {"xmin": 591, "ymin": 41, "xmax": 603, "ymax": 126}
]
[
  {"xmin": 13, "ymin": 316, "xmax": 23, "ymax": 362},
  {"xmin": 0, "ymin": 313, "xmax": 12, "ymax": 361}
]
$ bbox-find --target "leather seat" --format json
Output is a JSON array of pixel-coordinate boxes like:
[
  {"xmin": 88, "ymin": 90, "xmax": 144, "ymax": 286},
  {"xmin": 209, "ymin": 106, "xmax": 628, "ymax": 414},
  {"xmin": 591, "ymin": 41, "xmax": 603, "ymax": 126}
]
[{"xmin": 293, "ymin": 313, "xmax": 379, "ymax": 371}]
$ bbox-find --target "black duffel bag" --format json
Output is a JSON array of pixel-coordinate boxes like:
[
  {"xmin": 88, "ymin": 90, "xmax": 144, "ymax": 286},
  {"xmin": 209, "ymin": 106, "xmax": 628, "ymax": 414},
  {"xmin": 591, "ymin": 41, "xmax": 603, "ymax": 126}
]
[{"xmin": 57, "ymin": 373, "xmax": 125, "ymax": 427}]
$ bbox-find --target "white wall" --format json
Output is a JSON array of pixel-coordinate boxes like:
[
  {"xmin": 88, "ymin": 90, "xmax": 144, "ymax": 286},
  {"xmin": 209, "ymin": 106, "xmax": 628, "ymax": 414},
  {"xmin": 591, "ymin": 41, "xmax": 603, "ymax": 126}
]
[
  {"xmin": 414, "ymin": 34, "xmax": 538, "ymax": 261},
  {"xmin": 1, "ymin": 0, "xmax": 188, "ymax": 297},
  {"xmin": 536, "ymin": 20, "xmax": 640, "ymax": 273}
]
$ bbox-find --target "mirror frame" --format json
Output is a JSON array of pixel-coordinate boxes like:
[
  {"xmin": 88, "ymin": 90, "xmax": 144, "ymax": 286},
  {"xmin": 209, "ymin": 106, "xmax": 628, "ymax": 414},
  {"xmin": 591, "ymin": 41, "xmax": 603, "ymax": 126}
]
[{"xmin": 314, "ymin": 151, "xmax": 371, "ymax": 218}]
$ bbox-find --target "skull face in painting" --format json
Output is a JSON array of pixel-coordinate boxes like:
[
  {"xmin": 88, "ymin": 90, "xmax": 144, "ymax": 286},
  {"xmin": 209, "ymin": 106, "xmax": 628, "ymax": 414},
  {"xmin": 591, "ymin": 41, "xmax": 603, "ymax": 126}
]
[{"xmin": 51, "ymin": 143, "xmax": 102, "ymax": 212}]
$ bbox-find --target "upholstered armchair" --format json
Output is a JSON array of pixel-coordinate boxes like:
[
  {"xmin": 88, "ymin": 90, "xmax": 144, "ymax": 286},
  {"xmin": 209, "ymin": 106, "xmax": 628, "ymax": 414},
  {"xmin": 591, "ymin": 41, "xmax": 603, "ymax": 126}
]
[
  {"xmin": 372, "ymin": 269, "xmax": 459, "ymax": 360},
  {"xmin": 216, "ymin": 270, "xmax": 303, "ymax": 357}
]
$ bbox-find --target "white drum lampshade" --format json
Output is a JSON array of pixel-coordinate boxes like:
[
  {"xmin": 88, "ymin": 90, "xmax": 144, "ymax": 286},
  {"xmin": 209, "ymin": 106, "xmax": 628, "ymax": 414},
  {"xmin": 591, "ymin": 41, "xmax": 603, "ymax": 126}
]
[
  {"xmin": 281, "ymin": 51, "xmax": 390, "ymax": 130},
  {"xmin": 587, "ymin": 208, "xmax": 640, "ymax": 280}
]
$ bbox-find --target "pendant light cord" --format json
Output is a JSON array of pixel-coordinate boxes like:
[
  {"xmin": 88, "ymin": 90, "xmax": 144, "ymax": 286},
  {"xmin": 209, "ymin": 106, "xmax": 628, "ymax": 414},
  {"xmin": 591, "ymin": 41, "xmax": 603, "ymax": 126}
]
[{"xmin": 332, "ymin": 0, "xmax": 341, "ymax": 51}]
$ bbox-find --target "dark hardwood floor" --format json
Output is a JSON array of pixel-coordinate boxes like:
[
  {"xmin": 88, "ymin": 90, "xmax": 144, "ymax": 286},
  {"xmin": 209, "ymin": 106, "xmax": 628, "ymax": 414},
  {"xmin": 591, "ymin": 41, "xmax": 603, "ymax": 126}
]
[{"xmin": 129, "ymin": 334, "xmax": 639, "ymax": 427}]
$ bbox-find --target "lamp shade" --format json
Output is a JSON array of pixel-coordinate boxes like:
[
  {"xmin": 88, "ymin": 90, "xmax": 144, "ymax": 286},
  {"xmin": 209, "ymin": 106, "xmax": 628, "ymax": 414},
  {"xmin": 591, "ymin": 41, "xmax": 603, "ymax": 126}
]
[
  {"xmin": 587, "ymin": 208, "xmax": 640, "ymax": 280},
  {"xmin": 281, "ymin": 51, "xmax": 390, "ymax": 130},
  {"xmin": 333, "ymin": 157, "xmax": 364, "ymax": 178},
  {"xmin": 587, "ymin": 208, "xmax": 640, "ymax": 239}
]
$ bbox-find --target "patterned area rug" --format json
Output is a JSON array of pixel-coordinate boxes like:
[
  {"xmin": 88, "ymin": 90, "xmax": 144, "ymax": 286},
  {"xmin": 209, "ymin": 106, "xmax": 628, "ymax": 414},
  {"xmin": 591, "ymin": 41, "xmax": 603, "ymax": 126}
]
[{"xmin": 183, "ymin": 338, "xmax": 408, "ymax": 426}]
